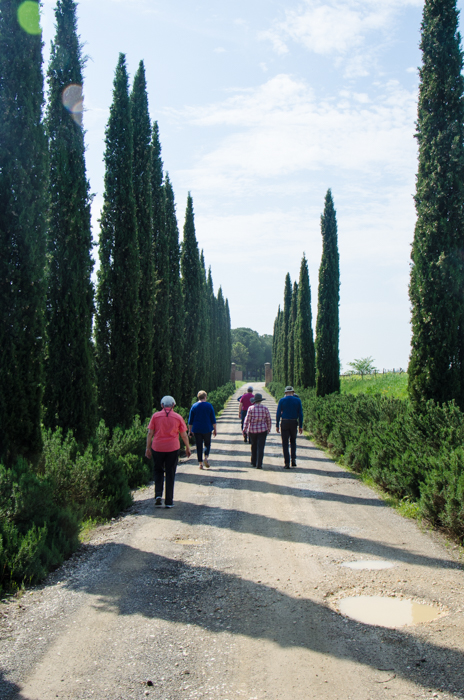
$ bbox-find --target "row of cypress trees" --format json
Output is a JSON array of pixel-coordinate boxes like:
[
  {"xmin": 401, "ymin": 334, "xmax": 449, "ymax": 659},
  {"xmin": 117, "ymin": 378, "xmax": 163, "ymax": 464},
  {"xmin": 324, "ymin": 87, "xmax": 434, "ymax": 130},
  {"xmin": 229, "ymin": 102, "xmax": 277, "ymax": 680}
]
[
  {"xmin": 272, "ymin": 189, "xmax": 340, "ymax": 397},
  {"xmin": 0, "ymin": 0, "xmax": 231, "ymax": 467}
]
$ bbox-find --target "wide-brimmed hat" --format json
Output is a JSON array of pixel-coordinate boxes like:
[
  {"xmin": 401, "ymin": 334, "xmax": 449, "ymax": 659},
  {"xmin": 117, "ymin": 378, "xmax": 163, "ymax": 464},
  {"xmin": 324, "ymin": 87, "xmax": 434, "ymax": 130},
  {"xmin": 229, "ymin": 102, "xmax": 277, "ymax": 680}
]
[
  {"xmin": 285, "ymin": 386, "xmax": 294, "ymax": 392},
  {"xmin": 251, "ymin": 392, "xmax": 265, "ymax": 403}
]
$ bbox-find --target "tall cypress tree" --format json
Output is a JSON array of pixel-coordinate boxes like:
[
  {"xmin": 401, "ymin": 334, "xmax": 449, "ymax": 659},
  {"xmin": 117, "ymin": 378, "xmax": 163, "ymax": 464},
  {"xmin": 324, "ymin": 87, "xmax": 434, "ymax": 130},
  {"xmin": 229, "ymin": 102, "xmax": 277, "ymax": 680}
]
[
  {"xmin": 44, "ymin": 0, "xmax": 96, "ymax": 444},
  {"xmin": 408, "ymin": 0, "xmax": 464, "ymax": 408},
  {"xmin": 207, "ymin": 268, "xmax": 217, "ymax": 390},
  {"xmin": 273, "ymin": 306, "xmax": 282, "ymax": 383},
  {"xmin": 95, "ymin": 53, "xmax": 139, "ymax": 430},
  {"xmin": 288, "ymin": 281, "xmax": 298, "ymax": 387},
  {"xmin": 151, "ymin": 123, "xmax": 171, "ymax": 402},
  {"xmin": 315, "ymin": 190, "xmax": 340, "ymax": 396},
  {"xmin": 281, "ymin": 273, "xmax": 292, "ymax": 384},
  {"xmin": 198, "ymin": 250, "xmax": 209, "ymax": 390},
  {"xmin": 295, "ymin": 255, "xmax": 316, "ymax": 388},
  {"xmin": 164, "ymin": 174, "xmax": 184, "ymax": 402},
  {"xmin": 131, "ymin": 61, "xmax": 154, "ymax": 419},
  {"xmin": 0, "ymin": 0, "xmax": 47, "ymax": 464},
  {"xmin": 180, "ymin": 193, "xmax": 202, "ymax": 404}
]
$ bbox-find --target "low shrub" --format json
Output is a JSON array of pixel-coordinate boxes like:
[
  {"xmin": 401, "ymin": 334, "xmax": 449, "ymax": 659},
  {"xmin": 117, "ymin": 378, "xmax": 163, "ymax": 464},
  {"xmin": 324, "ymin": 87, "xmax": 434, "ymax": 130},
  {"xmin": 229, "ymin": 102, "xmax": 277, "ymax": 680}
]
[{"xmin": 267, "ymin": 381, "xmax": 464, "ymax": 542}]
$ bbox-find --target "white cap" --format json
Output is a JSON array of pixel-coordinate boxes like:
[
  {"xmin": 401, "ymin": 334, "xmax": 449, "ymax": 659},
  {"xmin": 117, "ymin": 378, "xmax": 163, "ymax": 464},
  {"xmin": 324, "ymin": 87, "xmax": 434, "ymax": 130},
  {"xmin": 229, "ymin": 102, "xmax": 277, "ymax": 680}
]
[{"xmin": 160, "ymin": 395, "xmax": 176, "ymax": 407}]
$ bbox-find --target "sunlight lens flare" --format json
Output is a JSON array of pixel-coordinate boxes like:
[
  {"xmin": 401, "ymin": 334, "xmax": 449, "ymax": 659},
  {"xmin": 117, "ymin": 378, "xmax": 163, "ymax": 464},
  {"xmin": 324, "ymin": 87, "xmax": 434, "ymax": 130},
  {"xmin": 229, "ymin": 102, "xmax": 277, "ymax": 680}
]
[
  {"xmin": 17, "ymin": 1, "xmax": 41, "ymax": 35},
  {"xmin": 62, "ymin": 84, "xmax": 84, "ymax": 127}
]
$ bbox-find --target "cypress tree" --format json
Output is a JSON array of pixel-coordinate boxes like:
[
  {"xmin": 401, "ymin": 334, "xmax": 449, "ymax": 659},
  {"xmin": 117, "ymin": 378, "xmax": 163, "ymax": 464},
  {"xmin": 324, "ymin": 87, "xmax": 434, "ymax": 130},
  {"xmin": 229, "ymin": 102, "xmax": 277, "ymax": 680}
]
[
  {"xmin": 224, "ymin": 298, "xmax": 232, "ymax": 383},
  {"xmin": 315, "ymin": 190, "xmax": 340, "ymax": 396},
  {"xmin": 408, "ymin": 0, "xmax": 464, "ymax": 408},
  {"xmin": 164, "ymin": 174, "xmax": 184, "ymax": 402},
  {"xmin": 273, "ymin": 306, "xmax": 282, "ymax": 383},
  {"xmin": 44, "ymin": 0, "xmax": 96, "ymax": 444},
  {"xmin": 95, "ymin": 53, "xmax": 139, "ymax": 430},
  {"xmin": 198, "ymin": 250, "xmax": 209, "ymax": 390},
  {"xmin": 151, "ymin": 123, "xmax": 171, "ymax": 403},
  {"xmin": 281, "ymin": 273, "xmax": 292, "ymax": 384},
  {"xmin": 0, "ymin": 0, "xmax": 47, "ymax": 464},
  {"xmin": 131, "ymin": 61, "xmax": 154, "ymax": 419},
  {"xmin": 288, "ymin": 281, "xmax": 298, "ymax": 386},
  {"xmin": 180, "ymin": 193, "xmax": 202, "ymax": 404},
  {"xmin": 295, "ymin": 255, "xmax": 316, "ymax": 388},
  {"xmin": 207, "ymin": 268, "xmax": 217, "ymax": 389}
]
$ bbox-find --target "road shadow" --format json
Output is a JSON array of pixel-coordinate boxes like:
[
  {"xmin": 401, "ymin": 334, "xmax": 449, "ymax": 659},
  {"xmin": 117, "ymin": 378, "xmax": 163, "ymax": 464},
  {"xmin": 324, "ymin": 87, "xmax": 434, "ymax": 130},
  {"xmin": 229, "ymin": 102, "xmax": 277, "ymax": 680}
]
[
  {"xmin": 134, "ymin": 498, "xmax": 457, "ymax": 571},
  {"xmin": 57, "ymin": 543, "xmax": 463, "ymax": 698},
  {"xmin": 0, "ymin": 668, "xmax": 22, "ymax": 700},
  {"xmin": 175, "ymin": 472, "xmax": 384, "ymax": 508}
]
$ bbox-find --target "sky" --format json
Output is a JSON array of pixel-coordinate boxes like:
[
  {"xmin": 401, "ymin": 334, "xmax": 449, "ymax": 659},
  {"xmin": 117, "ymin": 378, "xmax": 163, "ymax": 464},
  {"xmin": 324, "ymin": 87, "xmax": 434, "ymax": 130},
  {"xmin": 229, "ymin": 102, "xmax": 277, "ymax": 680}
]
[{"xmin": 39, "ymin": 0, "xmax": 464, "ymax": 371}]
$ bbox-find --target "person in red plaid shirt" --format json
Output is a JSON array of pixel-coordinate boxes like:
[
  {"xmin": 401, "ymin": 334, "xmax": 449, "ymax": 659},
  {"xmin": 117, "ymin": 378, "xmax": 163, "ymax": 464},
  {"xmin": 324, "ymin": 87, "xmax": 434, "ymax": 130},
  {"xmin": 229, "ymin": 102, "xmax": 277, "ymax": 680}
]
[{"xmin": 242, "ymin": 393, "xmax": 272, "ymax": 469}]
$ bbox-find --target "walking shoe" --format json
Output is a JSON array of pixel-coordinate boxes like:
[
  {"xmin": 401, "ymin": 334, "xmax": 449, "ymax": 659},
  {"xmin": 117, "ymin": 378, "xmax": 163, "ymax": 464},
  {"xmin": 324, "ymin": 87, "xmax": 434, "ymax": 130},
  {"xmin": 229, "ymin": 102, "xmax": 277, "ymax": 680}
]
[
  {"xmin": 243, "ymin": 435, "xmax": 247, "ymax": 443},
  {"xmin": 165, "ymin": 504, "xmax": 174, "ymax": 508},
  {"xmin": 155, "ymin": 496, "xmax": 163, "ymax": 506},
  {"xmin": 291, "ymin": 461, "xmax": 297, "ymax": 467},
  {"xmin": 256, "ymin": 465, "xmax": 263, "ymax": 469},
  {"xmin": 204, "ymin": 455, "xmax": 210, "ymax": 468},
  {"xmin": 199, "ymin": 464, "xmax": 204, "ymax": 469},
  {"xmin": 284, "ymin": 464, "xmax": 290, "ymax": 469}
]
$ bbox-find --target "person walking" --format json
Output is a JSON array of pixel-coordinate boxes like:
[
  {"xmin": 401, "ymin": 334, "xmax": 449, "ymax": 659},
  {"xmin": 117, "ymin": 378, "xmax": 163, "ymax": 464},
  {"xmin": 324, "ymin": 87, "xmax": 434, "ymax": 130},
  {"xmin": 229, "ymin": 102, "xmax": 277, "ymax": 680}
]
[
  {"xmin": 238, "ymin": 385, "xmax": 254, "ymax": 442},
  {"xmin": 145, "ymin": 396, "xmax": 191, "ymax": 508},
  {"xmin": 188, "ymin": 390, "xmax": 217, "ymax": 469},
  {"xmin": 243, "ymin": 392, "xmax": 271, "ymax": 469},
  {"xmin": 276, "ymin": 386, "xmax": 303, "ymax": 468}
]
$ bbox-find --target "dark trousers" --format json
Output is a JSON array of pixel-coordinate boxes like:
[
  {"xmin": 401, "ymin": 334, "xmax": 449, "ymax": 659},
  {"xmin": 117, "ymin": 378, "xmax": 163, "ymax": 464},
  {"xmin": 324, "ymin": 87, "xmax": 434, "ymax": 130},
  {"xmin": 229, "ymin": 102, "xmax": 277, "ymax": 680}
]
[
  {"xmin": 152, "ymin": 449, "xmax": 179, "ymax": 506},
  {"xmin": 240, "ymin": 409, "xmax": 247, "ymax": 431},
  {"xmin": 249, "ymin": 431, "xmax": 267, "ymax": 468},
  {"xmin": 281, "ymin": 419, "xmax": 298, "ymax": 465},
  {"xmin": 194, "ymin": 432, "xmax": 212, "ymax": 462}
]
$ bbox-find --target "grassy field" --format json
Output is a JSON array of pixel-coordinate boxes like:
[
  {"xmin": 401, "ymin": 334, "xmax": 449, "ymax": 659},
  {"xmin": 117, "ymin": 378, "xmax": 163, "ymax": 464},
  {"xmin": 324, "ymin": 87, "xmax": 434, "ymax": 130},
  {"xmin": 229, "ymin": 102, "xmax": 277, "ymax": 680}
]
[{"xmin": 341, "ymin": 372, "xmax": 408, "ymax": 399}]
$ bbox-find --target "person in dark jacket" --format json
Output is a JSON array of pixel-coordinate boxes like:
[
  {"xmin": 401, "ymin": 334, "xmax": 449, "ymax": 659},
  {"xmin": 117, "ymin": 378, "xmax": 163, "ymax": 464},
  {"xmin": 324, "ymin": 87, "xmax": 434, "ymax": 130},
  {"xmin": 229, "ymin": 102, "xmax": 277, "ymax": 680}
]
[
  {"xmin": 276, "ymin": 386, "xmax": 303, "ymax": 468},
  {"xmin": 188, "ymin": 390, "xmax": 217, "ymax": 469}
]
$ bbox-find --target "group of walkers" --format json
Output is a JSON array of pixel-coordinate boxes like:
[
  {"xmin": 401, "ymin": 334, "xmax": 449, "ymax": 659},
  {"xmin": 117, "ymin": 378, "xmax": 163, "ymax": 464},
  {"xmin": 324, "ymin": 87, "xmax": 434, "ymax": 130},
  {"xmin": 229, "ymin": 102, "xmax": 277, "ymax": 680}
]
[{"xmin": 145, "ymin": 385, "xmax": 304, "ymax": 507}]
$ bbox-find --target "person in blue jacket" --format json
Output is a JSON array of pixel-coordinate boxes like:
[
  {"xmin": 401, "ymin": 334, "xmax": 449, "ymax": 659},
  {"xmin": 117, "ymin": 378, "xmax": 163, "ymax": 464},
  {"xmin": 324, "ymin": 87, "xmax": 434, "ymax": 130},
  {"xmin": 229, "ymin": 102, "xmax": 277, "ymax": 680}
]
[
  {"xmin": 276, "ymin": 386, "xmax": 303, "ymax": 468},
  {"xmin": 188, "ymin": 390, "xmax": 217, "ymax": 469}
]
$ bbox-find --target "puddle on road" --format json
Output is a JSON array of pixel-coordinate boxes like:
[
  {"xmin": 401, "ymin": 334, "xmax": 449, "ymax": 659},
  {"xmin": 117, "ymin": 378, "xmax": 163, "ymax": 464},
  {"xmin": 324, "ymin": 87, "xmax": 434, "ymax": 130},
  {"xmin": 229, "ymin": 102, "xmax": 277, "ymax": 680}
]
[
  {"xmin": 338, "ymin": 595, "xmax": 440, "ymax": 628},
  {"xmin": 342, "ymin": 560, "xmax": 396, "ymax": 570}
]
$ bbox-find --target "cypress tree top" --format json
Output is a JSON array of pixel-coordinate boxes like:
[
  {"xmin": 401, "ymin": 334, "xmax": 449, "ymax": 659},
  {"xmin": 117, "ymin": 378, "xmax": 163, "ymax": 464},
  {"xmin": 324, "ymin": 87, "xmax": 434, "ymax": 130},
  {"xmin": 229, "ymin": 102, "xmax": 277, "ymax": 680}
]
[{"xmin": 296, "ymin": 255, "xmax": 315, "ymax": 389}]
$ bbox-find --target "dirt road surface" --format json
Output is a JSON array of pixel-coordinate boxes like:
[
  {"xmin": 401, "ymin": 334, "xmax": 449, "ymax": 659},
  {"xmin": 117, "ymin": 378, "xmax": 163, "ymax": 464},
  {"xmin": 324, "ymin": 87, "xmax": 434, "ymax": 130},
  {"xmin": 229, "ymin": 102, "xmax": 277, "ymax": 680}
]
[{"xmin": 1, "ymin": 384, "xmax": 464, "ymax": 700}]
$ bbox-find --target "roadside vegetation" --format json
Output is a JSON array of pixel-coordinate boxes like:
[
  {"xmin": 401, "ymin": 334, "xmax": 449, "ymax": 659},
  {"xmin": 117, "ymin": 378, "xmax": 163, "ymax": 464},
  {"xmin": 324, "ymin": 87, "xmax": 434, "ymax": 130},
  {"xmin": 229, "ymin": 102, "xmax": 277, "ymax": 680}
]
[
  {"xmin": 341, "ymin": 372, "xmax": 408, "ymax": 400},
  {"xmin": 268, "ymin": 381, "xmax": 464, "ymax": 544}
]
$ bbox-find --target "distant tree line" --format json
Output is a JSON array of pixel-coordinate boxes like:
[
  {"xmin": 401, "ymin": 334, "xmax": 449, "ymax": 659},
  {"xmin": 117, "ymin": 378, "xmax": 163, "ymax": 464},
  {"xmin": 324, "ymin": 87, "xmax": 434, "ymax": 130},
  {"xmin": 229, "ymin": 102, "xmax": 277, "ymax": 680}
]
[
  {"xmin": 272, "ymin": 189, "xmax": 340, "ymax": 397},
  {"xmin": 231, "ymin": 328, "xmax": 272, "ymax": 380},
  {"xmin": 0, "ymin": 0, "xmax": 231, "ymax": 467}
]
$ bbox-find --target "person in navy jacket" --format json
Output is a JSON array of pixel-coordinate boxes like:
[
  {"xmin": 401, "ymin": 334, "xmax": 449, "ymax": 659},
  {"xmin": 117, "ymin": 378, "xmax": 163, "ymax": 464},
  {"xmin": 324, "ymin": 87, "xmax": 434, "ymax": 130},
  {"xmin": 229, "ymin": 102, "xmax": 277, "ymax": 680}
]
[
  {"xmin": 188, "ymin": 390, "xmax": 217, "ymax": 469},
  {"xmin": 276, "ymin": 386, "xmax": 303, "ymax": 468}
]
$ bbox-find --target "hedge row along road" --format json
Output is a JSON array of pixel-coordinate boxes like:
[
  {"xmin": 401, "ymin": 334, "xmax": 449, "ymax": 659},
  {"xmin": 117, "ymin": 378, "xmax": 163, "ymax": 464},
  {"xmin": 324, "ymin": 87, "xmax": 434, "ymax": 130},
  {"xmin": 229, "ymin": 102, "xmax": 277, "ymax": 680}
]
[{"xmin": 1, "ymin": 385, "xmax": 463, "ymax": 700}]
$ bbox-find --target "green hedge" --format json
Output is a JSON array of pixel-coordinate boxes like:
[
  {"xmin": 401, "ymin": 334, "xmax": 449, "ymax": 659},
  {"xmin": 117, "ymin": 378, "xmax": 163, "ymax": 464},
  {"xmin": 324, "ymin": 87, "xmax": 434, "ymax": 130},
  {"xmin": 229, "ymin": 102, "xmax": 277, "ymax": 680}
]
[{"xmin": 268, "ymin": 381, "xmax": 464, "ymax": 541}]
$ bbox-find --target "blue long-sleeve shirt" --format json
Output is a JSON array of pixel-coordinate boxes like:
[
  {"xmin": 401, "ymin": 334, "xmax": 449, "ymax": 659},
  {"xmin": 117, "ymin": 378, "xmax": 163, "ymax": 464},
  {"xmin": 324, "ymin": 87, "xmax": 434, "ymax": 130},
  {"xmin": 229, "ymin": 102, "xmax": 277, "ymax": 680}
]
[
  {"xmin": 276, "ymin": 395, "xmax": 303, "ymax": 429},
  {"xmin": 188, "ymin": 401, "xmax": 216, "ymax": 433}
]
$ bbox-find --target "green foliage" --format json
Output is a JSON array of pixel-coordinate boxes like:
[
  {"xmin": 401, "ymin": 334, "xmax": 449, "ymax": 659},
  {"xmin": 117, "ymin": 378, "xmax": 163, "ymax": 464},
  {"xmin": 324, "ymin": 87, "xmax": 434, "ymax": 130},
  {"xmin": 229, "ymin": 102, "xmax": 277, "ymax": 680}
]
[
  {"xmin": 295, "ymin": 255, "xmax": 315, "ymax": 388},
  {"xmin": 0, "ymin": 0, "xmax": 48, "ymax": 465},
  {"xmin": 95, "ymin": 53, "xmax": 139, "ymax": 430},
  {"xmin": 131, "ymin": 62, "xmax": 154, "ymax": 420},
  {"xmin": 409, "ymin": 0, "xmax": 464, "ymax": 408},
  {"xmin": 347, "ymin": 357, "xmax": 378, "ymax": 379},
  {"xmin": 152, "ymin": 126, "xmax": 171, "ymax": 401},
  {"xmin": 267, "ymin": 380, "xmax": 464, "ymax": 542},
  {"xmin": 231, "ymin": 328, "xmax": 272, "ymax": 380},
  {"xmin": 44, "ymin": 0, "xmax": 96, "ymax": 445},
  {"xmin": 0, "ymin": 458, "xmax": 80, "ymax": 592},
  {"xmin": 316, "ymin": 189, "xmax": 340, "ymax": 397},
  {"xmin": 341, "ymin": 372, "xmax": 408, "ymax": 399}
]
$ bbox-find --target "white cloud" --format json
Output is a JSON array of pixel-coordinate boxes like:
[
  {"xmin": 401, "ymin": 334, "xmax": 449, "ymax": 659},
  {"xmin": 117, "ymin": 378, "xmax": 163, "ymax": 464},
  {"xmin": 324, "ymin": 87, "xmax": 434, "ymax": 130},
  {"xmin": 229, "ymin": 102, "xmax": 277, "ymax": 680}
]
[
  {"xmin": 172, "ymin": 74, "xmax": 417, "ymax": 195},
  {"xmin": 260, "ymin": 0, "xmax": 423, "ymax": 76},
  {"xmin": 214, "ymin": 47, "xmax": 226, "ymax": 53}
]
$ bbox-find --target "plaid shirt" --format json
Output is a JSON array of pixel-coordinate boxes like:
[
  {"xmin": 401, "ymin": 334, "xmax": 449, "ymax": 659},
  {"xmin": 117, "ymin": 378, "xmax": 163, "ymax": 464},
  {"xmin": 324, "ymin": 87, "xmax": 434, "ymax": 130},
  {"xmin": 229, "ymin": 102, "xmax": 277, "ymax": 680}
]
[{"xmin": 243, "ymin": 403, "xmax": 272, "ymax": 434}]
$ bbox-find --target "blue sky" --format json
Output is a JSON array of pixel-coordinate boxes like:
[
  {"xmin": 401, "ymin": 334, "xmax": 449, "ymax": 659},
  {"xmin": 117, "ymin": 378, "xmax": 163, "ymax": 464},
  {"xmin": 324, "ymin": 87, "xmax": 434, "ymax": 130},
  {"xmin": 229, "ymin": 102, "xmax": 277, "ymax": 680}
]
[{"xmin": 40, "ymin": 0, "xmax": 464, "ymax": 370}]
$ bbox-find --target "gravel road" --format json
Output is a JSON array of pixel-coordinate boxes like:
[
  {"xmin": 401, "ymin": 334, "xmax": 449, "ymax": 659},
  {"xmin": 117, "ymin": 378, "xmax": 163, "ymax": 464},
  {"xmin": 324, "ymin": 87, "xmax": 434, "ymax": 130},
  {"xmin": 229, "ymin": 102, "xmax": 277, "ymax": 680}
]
[{"xmin": 1, "ymin": 384, "xmax": 464, "ymax": 700}]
